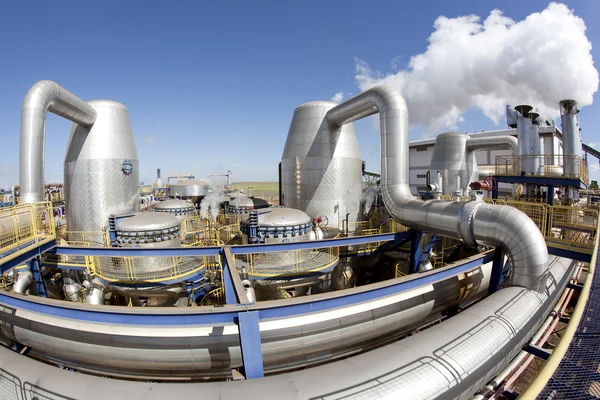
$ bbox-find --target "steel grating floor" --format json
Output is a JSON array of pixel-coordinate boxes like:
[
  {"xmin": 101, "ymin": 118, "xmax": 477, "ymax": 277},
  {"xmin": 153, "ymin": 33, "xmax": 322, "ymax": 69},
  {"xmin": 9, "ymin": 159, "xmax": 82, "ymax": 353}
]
[{"xmin": 538, "ymin": 247, "xmax": 600, "ymax": 399}]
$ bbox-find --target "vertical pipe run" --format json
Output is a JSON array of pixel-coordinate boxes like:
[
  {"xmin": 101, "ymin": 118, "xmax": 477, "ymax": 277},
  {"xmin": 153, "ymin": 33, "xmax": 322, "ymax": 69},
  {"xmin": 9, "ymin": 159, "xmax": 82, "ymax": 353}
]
[
  {"xmin": 515, "ymin": 105, "xmax": 534, "ymax": 175},
  {"xmin": 530, "ymin": 112, "xmax": 541, "ymax": 174},
  {"xmin": 20, "ymin": 80, "xmax": 97, "ymax": 203},
  {"xmin": 560, "ymin": 99, "xmax": 581, "ymax": 177}
]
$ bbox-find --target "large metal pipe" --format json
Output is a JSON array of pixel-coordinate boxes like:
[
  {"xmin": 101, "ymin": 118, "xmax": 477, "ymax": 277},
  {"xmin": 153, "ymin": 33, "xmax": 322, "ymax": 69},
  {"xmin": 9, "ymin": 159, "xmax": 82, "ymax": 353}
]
[
  {"xmin": 326, "ymin": 86, "xmax": 548, "ymax": 293},
  {"xmin": 560, "ymin": 99, "xmax": 581, "ymax": 176},
  {"xmin": 466, "ymin": 135, "xmax": 518, "ymax": 155},
  {"xmin": 0, "ymin": 255, "xmax": 574, "ymax": 400},
  {"xmin": 12, "ymin": 271, "xmax": 34, "ymax": 294},
  {"xmin": 515, "ymin": 105, "xmax": 538, "ymax": 174},
  {"xmin": 85, "ymin": 278, "xmax": 105, "ymax": 305},
  {"xmin": 20, "ymin": 80, "xmax": 97, "ymax": 203}
]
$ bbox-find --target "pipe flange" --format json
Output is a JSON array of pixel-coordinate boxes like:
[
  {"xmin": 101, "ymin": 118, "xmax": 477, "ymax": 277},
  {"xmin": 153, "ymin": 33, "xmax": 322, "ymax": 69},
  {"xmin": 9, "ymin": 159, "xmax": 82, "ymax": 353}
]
[{"xmin": 458, "ymin": 201, "xmax": 483, "ymax": 247}]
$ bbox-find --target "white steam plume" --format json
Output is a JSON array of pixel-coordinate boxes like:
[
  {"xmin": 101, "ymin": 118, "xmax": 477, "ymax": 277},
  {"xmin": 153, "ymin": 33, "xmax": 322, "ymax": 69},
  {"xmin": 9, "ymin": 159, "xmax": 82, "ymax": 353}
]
[
  {"xmin": 362, "ymin": 187, "xmax": 377, "ymax": 216},
  {"xmin": 355, "ymin": 3, "xmax": 598, "ymax": 132},
  {"xmin": 200, "ymin": 185, "xmax": 226, "ymax": 221}
]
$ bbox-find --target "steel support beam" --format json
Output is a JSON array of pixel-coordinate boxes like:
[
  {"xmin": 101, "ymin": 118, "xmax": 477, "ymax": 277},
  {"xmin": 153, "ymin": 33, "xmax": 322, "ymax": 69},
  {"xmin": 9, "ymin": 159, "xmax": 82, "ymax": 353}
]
[
  {"xmin": 488, "ymin": 248, "xmax": 505, "ymax": 295},
  {"xmin": 0, "ymin": 239, "xmax": 56, "ymax": 274},
  {"xmin": 222, "ymin": 247, "xmax": 250, "ymax": 305},
  {"xmin": 410, "ymin": 230, "xmax": 423, "ymax": 273},
  {"xmin": 237, "ymin": 310, "xmax": 264, "ymax": 379},
  {"xmin": 29, "ymin": 257, "xmax": 47, "ymax": 298}
]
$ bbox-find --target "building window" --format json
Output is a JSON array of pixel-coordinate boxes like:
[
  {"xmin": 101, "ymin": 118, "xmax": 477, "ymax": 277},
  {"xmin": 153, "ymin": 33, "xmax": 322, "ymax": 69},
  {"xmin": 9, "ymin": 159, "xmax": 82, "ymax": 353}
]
[
  {"xmin": 416, "ymin": 174, "xmax": 427, "ymax": 179},
  {"xmin": 416, "ymin": 146, "xmax": 428, "ymax": 152}
]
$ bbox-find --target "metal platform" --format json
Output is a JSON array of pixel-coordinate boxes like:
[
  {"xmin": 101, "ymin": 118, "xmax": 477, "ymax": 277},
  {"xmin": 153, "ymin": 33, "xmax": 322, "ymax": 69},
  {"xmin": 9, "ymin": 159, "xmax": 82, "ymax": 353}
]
[{"xmin": 537, "ymin": 245, "xmax": 600, "ymax": 399}]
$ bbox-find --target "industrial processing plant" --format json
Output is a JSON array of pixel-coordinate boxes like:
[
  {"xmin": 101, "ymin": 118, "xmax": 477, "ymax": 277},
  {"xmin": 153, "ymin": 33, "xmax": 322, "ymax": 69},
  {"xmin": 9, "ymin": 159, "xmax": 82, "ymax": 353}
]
[
  {"xmin": 0, "ymin": 78, "xmax": 597, "ymax": 399},
  {"xmin": 0, "ymin": 3, "xmax": 599, "ymax": 399}
]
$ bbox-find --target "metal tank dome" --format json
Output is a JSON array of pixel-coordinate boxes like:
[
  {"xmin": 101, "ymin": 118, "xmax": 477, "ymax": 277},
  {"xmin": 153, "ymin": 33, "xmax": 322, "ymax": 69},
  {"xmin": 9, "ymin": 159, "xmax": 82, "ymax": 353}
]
[
  {"xmin": 153, "ymin": 199, "xmax": 196, "ymax": 220},
  {"xmin": 227, "ymin": 195, "xmax": 270, "ymax": 214},
  {"xmin": 240, "ymin": 207, "xmax": 312, "ymax": 243},
  {"xmin": 281, "ymin": 101, "xmax": 363, "ymax": 230},
  {"xmin": 116, "ymin": 212, "xmax": 181, "ymax": 245}
]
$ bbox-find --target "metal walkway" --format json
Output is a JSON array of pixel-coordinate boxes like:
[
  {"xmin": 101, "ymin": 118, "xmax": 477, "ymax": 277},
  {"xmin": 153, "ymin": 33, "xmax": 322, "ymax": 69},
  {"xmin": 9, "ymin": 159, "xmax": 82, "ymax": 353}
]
[{"xmin": 537, "ymin": 246, "xmax": 600, "ymax": 399}]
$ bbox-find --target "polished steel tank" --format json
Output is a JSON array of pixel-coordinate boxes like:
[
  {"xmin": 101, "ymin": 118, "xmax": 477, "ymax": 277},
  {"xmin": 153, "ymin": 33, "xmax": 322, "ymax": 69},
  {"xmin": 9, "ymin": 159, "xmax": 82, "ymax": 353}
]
[
  {"xmin": 240, "ymin": 207, "xmax": 311, "ymax": 246},
  {"xmin": 153, "ymin": 199, "xmax": 196, "ymax": 221},
  {"xmin": 515, "ymin": 105, "xmax": 539, "ymax": 174},
  {"xmin": 239, "ymin": 208, "xmax": 334, "ymax": 298},
  {"xmin": 429, "ymin": 132, "xmax": 478, "ymax": 196},
  {"xmin": 64, "ymin": 100, "xmax": 140, "ymax": 234},
  {"xmin": 116, "ymin": 212, "xmax": 182, "ymax": 274},
  {"xmin": 281, "ymin": 101, "xmax": 363, "ymax": 229},
  {"xmin": 560, "ymin": 99, "xmax": 582, "ymax": 177},
  {"xmin": 169, "ymin": 179, "xmax": 209, "ymax": 206},
  {"xmin": 226, "ymin": 195, "xmax": 270, "ymax": 214}
]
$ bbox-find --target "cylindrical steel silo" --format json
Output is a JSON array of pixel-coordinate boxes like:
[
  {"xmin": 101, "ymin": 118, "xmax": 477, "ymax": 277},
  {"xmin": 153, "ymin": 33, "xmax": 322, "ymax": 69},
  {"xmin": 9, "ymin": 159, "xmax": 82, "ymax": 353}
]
[
  {"xmin": 560, "ymin": 99, "xmax": 582, "ymax": 177},
  {"xmin": 429, "ymin": 132, "xmax": 478, "ymax": 196},
  {"xmin": 281, "ymin": 101, "xmax": 363, "ymax": 229},
  {"xmin": 64, "ymin": 100, "xmax": 140, "ymax": 234}
]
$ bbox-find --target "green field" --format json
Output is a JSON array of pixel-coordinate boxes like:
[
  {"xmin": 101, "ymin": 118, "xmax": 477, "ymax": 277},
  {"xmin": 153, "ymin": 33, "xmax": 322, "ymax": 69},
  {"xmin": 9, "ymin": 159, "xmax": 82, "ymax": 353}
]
[
  {"xmin": 232, "ymin": 182, "xmax": 279, "ymax": 191},
  {"xmin": 232, "ymin": 182, "xmax": 279, "ymax": 204}
]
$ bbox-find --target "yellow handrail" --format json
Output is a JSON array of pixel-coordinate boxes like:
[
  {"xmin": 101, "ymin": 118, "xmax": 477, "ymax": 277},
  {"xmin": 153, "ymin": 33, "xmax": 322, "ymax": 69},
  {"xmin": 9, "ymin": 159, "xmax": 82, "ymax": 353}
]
[
  {"xmin": 519, "ymin": 218, "xmax": 599, "ymax": 398},
  {"xmin": 0, "ymin": 201, "xmax": 55, "ymax": 265}
]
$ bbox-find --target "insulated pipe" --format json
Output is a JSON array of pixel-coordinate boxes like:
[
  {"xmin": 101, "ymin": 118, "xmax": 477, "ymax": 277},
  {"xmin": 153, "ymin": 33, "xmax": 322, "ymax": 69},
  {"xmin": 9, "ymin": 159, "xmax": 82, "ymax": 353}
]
[
  {"xmin": 85, "ymin": 278, "xmax": 105, "ymax": 305},
  {"xmin": 466, "ymin": 135, "xmax": 518, "ymax": 155},
  {"xmin": 20, "ymin": 80, "xmax": 97, "ymax": 203},
  {"xmin": 560, "ymin": 99, "xmax": 581, "ymax": 177},
  {"xmin": 326, "ymin": 86, "xmax": 548, "ymax": 293},
  {"xmin": 12, "ymin": 271, "xmax": 34, "ymax": 294},
  {"xmin": 63, "ymin": 270, "xmax": 84, "ymax": 302}
]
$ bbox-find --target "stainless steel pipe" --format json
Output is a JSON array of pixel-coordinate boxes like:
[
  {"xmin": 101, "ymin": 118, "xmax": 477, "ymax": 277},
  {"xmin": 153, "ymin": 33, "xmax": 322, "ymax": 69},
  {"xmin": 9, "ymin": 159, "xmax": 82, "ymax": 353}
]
[
  {"xmin": 20, "ymin": 80, "xmax": 97, "ymax": 203},
  {"xmin": 326, "ymin": 86, "xmax": 548, "ymax": 293}
]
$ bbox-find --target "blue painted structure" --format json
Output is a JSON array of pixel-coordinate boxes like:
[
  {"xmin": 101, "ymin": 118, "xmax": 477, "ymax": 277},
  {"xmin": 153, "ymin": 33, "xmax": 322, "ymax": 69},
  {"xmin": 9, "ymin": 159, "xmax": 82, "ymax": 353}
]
[{"xmin": 0, "ymin": 230, "xmax": 593, "ymax": 381}]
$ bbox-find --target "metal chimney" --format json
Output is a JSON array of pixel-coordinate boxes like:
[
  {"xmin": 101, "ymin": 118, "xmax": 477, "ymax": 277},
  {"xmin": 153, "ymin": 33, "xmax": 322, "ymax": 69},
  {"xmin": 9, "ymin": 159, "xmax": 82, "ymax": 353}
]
[
  {"xmin": 530, "ymin": 112, "xmax": 541, "ymax": 174},
  {"xmin": 559, "ymin": 100, "xmax": 581, "ymax": 177},
  {"xmin": 515, "ymin": 105, "xmax": 534, "ymax": 174}
]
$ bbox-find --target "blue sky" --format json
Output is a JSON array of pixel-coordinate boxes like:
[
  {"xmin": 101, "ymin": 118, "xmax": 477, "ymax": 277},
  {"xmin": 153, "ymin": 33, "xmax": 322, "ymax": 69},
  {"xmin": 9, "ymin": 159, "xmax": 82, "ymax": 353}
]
[{"xmin": 0, "ymin": 0, "xmax": 598, "ymax": 188}]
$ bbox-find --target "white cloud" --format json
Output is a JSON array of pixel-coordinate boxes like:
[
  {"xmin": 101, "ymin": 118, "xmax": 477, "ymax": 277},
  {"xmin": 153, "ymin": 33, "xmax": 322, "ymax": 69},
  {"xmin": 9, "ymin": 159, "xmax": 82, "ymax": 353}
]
[
  {"xmin": 330, "ymin": 92, "xmax": 344, "ymax": 103},
  {"xmin": 588, "ymin": 142, "xmax": 599, "ymax": 150},
  {"xmin": 355, "ymin": 3, "xmax": 599, "ymax": 133}
]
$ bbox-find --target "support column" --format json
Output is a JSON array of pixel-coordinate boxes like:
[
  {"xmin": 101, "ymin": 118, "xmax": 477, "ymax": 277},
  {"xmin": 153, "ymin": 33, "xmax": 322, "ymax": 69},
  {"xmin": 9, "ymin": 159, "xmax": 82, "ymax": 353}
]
[
  {"xmin": 547, "ymin": 185, "xmax": 554, "ymax": 206},
  {"xmin": 221, "ymin": 247, "xmax": 251, "ymax": 305},
  {"xmin": 29, "ymin": 257, "xmax": 47, "ymax": 297},
  {"xmin": 237, "ymin": 310, "xmax": 264, "ymax": 379},
  {"xmin": 488, "ymin": 248, "xmax": 505, "ymax": 295},
  {"xmin": 410, "ymin": 230, "xmax": 423, "ymax": 274}
]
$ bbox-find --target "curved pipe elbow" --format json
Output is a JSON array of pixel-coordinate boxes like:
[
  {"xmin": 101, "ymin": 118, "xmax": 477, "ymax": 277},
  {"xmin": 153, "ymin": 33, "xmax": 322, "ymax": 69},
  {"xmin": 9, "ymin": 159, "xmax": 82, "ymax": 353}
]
[
  {"xmin": 466, "ymin": 202, "xmax": 549, "ymax": 293},
  {"xmin": 84, "ymin": 278, "xmax": 105, "ymax": 305},
  {"xmin": 13, "ymin": 271, "xmax": 34, "ymax": 294},
  {"xmin": 20, "ymin": 80, "xmax": 97, "ymax": 203}
]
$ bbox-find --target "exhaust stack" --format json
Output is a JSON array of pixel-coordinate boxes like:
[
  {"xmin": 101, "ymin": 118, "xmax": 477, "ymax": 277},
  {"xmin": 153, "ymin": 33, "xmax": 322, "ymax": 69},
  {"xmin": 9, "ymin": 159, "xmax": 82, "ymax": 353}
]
[
  {"xmin": 559, "ymin": 99, "xmax": 581, "ymax": 177},
  {"xmin": 515, "ymin": 105, "xmax": 539, "ymax": 175}
]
